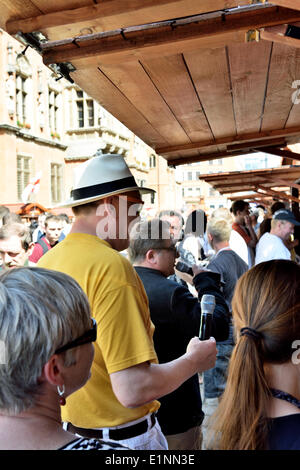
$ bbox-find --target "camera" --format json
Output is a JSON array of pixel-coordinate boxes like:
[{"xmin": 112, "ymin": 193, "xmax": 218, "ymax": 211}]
[{"xmin": 175, "ymin": 247, "xmax": 196, "ymax": 276}]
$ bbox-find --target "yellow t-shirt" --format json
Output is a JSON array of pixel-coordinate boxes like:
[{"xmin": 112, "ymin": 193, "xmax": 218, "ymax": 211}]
[{"xmin": 38, "ymin": 233, "xmax": 160, "ymax": 428}]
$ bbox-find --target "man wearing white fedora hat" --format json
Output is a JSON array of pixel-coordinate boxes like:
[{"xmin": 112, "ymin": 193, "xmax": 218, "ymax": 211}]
[{"xmin": 38, "ymin": 153, "xmax": 218, "ymax": 450}]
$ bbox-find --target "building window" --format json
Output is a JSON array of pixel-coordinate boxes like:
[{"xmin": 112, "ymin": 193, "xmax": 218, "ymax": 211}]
[
  {"xmin": 187, "ymin": 171, "xmax": 193, "ymax": 181},
  {"xmin": 149, "ymin": 155, "xmax": 156, "ymax": 168},
  {"xmin": 87, "ymin": 100, "xmax": 94, "ymax": 127},
  {"xmin": 51, "ymin": 163, "xmax": 63, "ymax": 203},
  {"xmin": 17, "ymin": 155, "xmax": 31, "ymax": 200},
  {"xmin": 48, "ymin": 89, "xmax": 59, "ymax": 132},
  {"xmin": 75, "ymin": 90, "xmax": 94, "ymax": 128},
  {"xmin": 16, "ymin": 74, "xmax": 27, "ymax": 124}
]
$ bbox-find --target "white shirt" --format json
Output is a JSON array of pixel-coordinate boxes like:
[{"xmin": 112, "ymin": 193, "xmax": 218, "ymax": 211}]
[
  {"xmin": 229, "ymin": 230, "xmax": 249, "ymax": 266},
  {"xmin": 255, "ymin": 232, "xmax": 291, "ymax": 265}
]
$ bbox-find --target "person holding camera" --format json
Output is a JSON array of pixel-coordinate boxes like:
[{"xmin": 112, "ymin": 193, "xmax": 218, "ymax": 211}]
[{"xmin": 129, "ymin": 218, "xmax": 229, "ymax": 450}]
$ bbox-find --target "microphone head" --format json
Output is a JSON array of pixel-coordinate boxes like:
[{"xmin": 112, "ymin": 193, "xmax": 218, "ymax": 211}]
[{"xmin": 200, "ymin": 294, "xmax": 216, "ymax": 314}]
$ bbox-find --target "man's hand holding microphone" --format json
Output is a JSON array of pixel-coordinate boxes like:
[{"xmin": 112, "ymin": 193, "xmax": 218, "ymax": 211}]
[{"xmin": 184, "ymin": 294, "xmax": 217, "ymax": 373}]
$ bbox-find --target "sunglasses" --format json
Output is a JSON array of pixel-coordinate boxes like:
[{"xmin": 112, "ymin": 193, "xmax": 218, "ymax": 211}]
[
  {"xmin": 55, "ymin": 318, "xmax": 97, "ymax": 354},
  {"xmin": 117, "ymin": 195, "xmax": 144, "ymax": 214}
]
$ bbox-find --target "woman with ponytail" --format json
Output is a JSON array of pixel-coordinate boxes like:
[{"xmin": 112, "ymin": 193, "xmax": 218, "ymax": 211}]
[{"xmin": 208, "ymin": 259, "xmax": 300, "ymax": 450}]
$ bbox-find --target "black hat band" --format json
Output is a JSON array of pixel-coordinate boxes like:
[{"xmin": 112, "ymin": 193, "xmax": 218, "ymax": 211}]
[{"xmin": 70, "ymin": 176, "xmax": 137, "ymax": 201}]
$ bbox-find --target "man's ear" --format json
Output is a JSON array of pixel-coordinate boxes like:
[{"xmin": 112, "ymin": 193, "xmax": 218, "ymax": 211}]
[
  {"xmin": 207, "ymin": 232, "xmax": 213, "ymax": 243},
  {"xmin": 42, "ymin": 354, "xmax": 65, "ymax": 387},
  {"xmin": 27, "ymin": 242, "xmax": 35, "ymax": 257},
  {"xmin": 145, "ymin": 249, "xmax": 158, "ymax": 265}
]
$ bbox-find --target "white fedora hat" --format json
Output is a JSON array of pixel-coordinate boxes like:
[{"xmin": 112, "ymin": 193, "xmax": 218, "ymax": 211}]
[{"xmin": 56, "ymin": 153, "xmax": 155, "ymax": 208}]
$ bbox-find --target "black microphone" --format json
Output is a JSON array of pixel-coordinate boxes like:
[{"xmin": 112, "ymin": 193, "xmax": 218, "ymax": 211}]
[{"xmin": 199, "ymin": 294, "xmax": 215, "ymax": 340}]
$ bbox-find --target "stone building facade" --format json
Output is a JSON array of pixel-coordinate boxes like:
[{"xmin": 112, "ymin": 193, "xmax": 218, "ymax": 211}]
[{"xmin": 0, "ymin": 28, "xmax": 183, "ymax": 217}]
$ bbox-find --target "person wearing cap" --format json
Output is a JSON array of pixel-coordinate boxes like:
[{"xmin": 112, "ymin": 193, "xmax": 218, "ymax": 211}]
[
  {"xmin": 38, "ymin": 153, "xmax": 217, "ymax": 450},
  {"xmin": 255, "ymin": 209, "xmax": 300, "ymax": 265}
]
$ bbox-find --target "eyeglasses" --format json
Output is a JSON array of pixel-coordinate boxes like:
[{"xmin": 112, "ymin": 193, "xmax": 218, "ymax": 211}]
[{"xmin": 55, "ymin": 318, "xmax": 97, "ymax": 354}]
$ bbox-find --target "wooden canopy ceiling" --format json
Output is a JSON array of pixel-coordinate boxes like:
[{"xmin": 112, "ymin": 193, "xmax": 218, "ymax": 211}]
[
  {"xmin": 199, "ymin": 164, "xmax": 300, "ymax": 203},
  {"xmin": 2, "ymin": 0, "xmax": 300, "ymax": 168}
]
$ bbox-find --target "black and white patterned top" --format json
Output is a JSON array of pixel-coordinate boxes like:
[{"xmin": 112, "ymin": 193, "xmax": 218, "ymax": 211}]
[{"xmin": 59, "ymin": 437, "xmax": 129, "ymax": 450}]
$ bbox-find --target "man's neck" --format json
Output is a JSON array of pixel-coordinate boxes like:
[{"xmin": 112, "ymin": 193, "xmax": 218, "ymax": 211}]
[
  {"xmin": 134, "ymin": 261, "xmax": 163, "ymax": 274},
  {"xmin": 270, "ymin": 229, "xmax": 284, "ymax": 242},
  {"xmin": 213, "ymin": 240, "xmax": 230, "ymax": 253},
  {"xmin": 70, "ymin": 216, "xmax": 128, "ymax": 252}
]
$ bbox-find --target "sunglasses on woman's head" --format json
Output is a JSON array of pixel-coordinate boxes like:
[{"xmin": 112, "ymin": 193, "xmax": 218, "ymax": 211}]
[{"xmin": 55, "ymin": 318, "xmax": 97, "ymax": 354}]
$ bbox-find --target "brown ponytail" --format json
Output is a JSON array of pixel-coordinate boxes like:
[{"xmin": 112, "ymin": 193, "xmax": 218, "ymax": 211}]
[{"xmin": 207, "ymin": 260, "xmax": 300, "ymax": 450}]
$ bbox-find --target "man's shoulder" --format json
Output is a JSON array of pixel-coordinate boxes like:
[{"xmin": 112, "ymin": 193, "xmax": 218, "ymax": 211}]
[{"xmin": 135, "ymin": 267, "xmax": 181, "ymax": 290}]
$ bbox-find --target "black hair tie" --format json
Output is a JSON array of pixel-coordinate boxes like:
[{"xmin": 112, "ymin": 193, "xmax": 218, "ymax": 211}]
[{"xmin": 240, "ymin": 327, "xmax": 263, "ymax": 341}]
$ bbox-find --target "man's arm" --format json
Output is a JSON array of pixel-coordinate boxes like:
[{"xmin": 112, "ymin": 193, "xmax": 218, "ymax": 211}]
[{"xmin": 110, "ymin": 336, "xmax": 216, "ymax": 408}]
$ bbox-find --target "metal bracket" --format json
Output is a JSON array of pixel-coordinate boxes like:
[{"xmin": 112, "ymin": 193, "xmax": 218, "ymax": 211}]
[
  {"xmin": 246, "ymin": 29, "xmax": 260, "ymax": 42},
  {"xmin": 14, "ymin": 31, "xmax": 48, "ymax": 55},
  {"xmin": 48, "ymin": 62, "xmax": 76, "ymax": 84}
]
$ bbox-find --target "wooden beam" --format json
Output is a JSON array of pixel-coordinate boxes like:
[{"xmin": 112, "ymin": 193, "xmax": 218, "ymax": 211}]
[
  {"xmin": 227, "ymin": 138, "xmax": 286, "ymax": 151},
  {"xmin": 228, "ymin": 192, "xmax": 270, "ymax": 200},
  {"xmin": 160, "ymin": 126, "xmax": 300, "ymax": 156},
  {"xmin": 261, "ymin": 23, "xmax": 300, "ymax": 48},
  {"xmin": 42, "ymin": 6, "xmax": 300, "ymax": 67},
  {"xmin": 256, "ymin": 184, "xmax": 300, "ymax": 203},
  {"xmin": 269, "ymin": 1, "xmax": 300, "ymax": 11},
  {"xmin": 255, "ymin": 146, "xmax": 300, "ymax": 161},
  {"xmin": 6, "ymin": 0, "xmax": 252, "ymax": 39},
  {"xmin": 264, "ymin": 176, "xmax": 300, "ymax": 191},
  {"xmin": 167, "ymin": 150, "xmax": 250, "ymax": 166}
]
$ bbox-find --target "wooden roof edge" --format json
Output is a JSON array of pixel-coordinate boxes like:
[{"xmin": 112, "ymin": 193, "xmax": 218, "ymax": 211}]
[
  {"xmin": 163, "ymin": 127, "xmax": 300, "ymax": 159},
  {"xmin": 5, "ymin": 0, "xmax": 254, "ymax": 36},
  {"xmin": 198, "ymin": 165, "xmax": 300, "ymax": 180},
  {"xmin": 41, "ymin": 5, "xmax": 300, "ymax": 66}
]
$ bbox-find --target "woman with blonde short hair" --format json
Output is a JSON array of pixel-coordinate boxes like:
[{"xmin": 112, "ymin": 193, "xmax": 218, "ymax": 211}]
[
  {"xmin": 0, "ymin": 267, "xmax": 127, "ymax": 450},
  {"xmin": 208, "ymin": 259, "xmax": 300, "ymax": 450}
]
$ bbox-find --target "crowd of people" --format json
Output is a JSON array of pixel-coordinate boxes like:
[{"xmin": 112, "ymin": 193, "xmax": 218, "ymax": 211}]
[{"xmin": 0, "ymin": 152, "xmax": 299, "ymax": 451}]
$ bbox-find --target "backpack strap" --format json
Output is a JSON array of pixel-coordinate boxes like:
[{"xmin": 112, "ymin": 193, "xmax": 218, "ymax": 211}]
[{"xmin": 36, "ymin": 238, "xmax": 50, "ymax": 255}]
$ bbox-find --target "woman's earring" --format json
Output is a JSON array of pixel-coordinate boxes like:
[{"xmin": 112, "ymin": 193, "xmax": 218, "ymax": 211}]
[{"xmin": 57, "ymin": 384, "xmax": 66, "ymax": 406}]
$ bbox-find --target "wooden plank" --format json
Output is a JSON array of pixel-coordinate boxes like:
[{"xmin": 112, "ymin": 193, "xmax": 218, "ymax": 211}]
[
  {"xmin": 32, "ymin": 0, "xmax": 94, "ymax": 14},
  {"xmin": 283, "ymin": 48, "xmax": 300, "ymax": 128},
  {"xmin": 6, "ymin": 0, "xmax": 252, "ymax": 40},
  {"xmin": 264, "ymin": 177, "xmax": 300, "ymax": 191},
  {"xmin": 227, "ymin": 192, "xmax": 269, "ymax": 200},
  {"xmin": 98, "ymin": 61, "xmax": 191, "ymax": 146},
  {"xmin": 140, "ymin": 54, "xmax": 213, "ymax": 143},
  {"xmin": 261, "ymin": 26, "xmax": 300, "ymax": 49},
  {"xmin": 261, "ymin": 43, "xmax": 300, "ymax": 132},
  {"xmin": 70, "ymin": 67, "xmax": 167, "ymax": 149},
  {"xmin": 0, "ymin": 0, "xmax": 41, "ymax": 30},
  {"xmin": 156, "ymin": 125, "xmax": 300, "ymax": 155},
  {"xmin": 227, "ymin": 40, "xmax": 272, "ymax": 134},
  {"xmin": 256, "ymin": 145, "xmax": 300, "ymax": 161},
  {"xmin": 43, "ymin": 6, "xmax": 300, "ymax": 67},
  {"xmin": 167, "ymin": 149, "xmax": 250, "ymax": 166},
  {"xmin": 184, "ymin": 46, "xmax": 236, "ymax": 139},
  {"xmin": 227, "ymin": 138, "xmax": 286, "ymax": 150},
  {"xmin": 256, "ymin": 184, "xmax": 300, "ymax": 202},
  {"xmin": 269, "ymin": 0, "xmax": 300, "ymax": 11}
]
